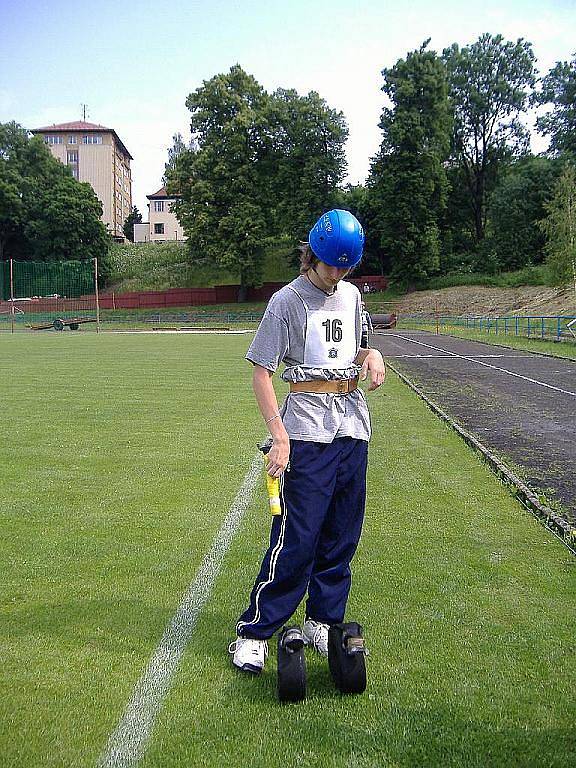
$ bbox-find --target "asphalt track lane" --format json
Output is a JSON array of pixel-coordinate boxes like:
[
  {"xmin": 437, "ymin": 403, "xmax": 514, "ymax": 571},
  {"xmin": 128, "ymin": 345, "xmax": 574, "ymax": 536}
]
[{"xmin": 371, "ymin": 330, "xmax": 576, "ymax": 525}]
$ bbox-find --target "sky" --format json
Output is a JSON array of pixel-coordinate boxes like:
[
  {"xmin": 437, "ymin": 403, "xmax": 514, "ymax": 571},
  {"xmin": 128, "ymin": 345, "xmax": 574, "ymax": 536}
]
[{"xmin": 1, "ymin": 0, "xmax": 574, "ymax": 217}]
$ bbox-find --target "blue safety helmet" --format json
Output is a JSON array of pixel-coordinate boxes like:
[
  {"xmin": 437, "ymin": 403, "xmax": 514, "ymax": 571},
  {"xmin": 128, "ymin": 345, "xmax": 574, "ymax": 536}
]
[{"xmin": 308, "ymin": 209, "xmax": 364, "ymax": 268}]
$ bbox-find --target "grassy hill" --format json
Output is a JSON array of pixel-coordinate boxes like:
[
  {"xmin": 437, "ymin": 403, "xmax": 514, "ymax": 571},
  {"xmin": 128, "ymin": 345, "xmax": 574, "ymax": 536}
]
[{"xmin": 106, "ymin": 239, "xmax": 299, "ymax": 293}]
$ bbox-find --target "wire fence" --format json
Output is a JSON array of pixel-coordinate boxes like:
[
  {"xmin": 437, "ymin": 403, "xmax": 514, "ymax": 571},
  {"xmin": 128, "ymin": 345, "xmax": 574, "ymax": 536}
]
[
  {"xmin": 400, "ymin": 314, "xmax": 576, "ymax": 342},
  {"xmin": 0, "ymin": 259, "xmax": 99, "ymax": 332}
]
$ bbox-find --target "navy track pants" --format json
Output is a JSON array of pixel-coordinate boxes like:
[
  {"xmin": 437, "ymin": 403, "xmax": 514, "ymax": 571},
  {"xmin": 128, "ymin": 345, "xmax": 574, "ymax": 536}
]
[{"xmin": 236, "ymin": 437, "xmax": 368, "ymax": 640}]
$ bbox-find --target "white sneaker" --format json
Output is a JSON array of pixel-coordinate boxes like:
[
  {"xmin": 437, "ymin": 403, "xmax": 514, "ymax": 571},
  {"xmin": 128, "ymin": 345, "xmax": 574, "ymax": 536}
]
[
  {"xmin": 303, "ymin": 619, "xmax": 330, "ymax": 657},
  {"xmin": 228, "ymin": 636, "xmax": 268, "ymax": 674}
]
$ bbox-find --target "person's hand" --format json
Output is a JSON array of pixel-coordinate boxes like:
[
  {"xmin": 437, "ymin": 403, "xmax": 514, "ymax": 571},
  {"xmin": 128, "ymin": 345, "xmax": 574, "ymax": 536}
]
[
  {"xmin": 360, "ymin": 349, "xmax": 386, "ymax": 391},
  {"xmin": 266, "ymin": 436, "xmax": 290, "ymax": 478}
]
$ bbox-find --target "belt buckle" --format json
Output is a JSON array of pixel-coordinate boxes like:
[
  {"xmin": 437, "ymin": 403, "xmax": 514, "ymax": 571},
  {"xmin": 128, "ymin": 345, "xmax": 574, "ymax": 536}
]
[{"xmin": 337, "ymin": 379, "xmax": 347, "ymax": 394}]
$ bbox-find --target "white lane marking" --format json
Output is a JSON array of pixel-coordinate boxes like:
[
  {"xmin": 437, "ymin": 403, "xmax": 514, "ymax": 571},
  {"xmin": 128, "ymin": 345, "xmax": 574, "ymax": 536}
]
[
  {"xmin": 97, "ymin": 454, "xmax": 262, "ymax": 768},
  {"xmin": 106, "ymin": 329, "xmax": 253, "ymax": 335},
  {"xmin": 384, "ymin": 354, "xmax": 533, "ymax": 359},
  {"xmin": 385, "ymin": 334, "xmax": 576, "ymax": 398}
]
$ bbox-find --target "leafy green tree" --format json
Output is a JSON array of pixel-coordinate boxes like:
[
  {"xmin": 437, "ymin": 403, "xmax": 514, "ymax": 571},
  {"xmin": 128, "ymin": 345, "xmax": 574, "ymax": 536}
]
[
  {"xmin": 539, "ymin": 163, "xmax": 576, "ymax": 284},
  {"xmin": 169, "ymin": 66, "xmax": 269, "ymax": 299},
  {"xmin": 0, "ymin": 164, "xmax": 25, "ymax": 261},
  {"xmin": 123, "ymin": 206, "xmax": 142, "ymax": 242},
  {"xmin": 169, "ymin": 66, "xmax": 348, "ymax": 298},
  {"xmin": 25, "ymin": 174, "xmax": 108, "ymax": 261},
  {"xmin": 443, "ymin": 34, "xmax": 536, "ymax": 246},
  {"xmin": 536, "ymin": 55, "xmax": 576, "ymax": 157},
  {"xmin": 486, "ymin": 156, "xmax": 560, "ymax": 269},
  {"xmin": 368, "ymin": 41, "xmax": 452, "ymax": 286},
  {"xmin": 265, "ymin": 88, "xmax": 347, "ymax": 241},
  {"xmin": 336, "ymin": 183, "xmax": 390, "ymax": 275},
  {"xmin": 0, "ymin": 120, "xmax": 110, "ymax": 263},
  {"xmin": 163, "ymin": 132, "xmax": 196, "ymax": 185}
]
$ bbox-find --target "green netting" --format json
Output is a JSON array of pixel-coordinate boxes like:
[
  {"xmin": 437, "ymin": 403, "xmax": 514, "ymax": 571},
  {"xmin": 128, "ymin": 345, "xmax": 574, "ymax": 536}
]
[
  {"xmin": 0, "ymin": 260, "xmax": 94, "ymax": 301},
  {"xmin": 0, "ymin": 260, "xmax": 97, "ymax": 330}
]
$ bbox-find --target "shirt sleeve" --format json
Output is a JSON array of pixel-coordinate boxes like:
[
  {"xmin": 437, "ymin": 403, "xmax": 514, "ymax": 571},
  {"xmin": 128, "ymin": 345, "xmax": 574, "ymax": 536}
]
[{"xmin": 245, "ymin": 308, "xmax": 289, "ymax": 372}]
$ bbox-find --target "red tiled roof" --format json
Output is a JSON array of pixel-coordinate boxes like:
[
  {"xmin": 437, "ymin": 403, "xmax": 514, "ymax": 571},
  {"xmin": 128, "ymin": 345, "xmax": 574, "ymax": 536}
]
[
  {"xmin": 32, "ymin": 120, "xmax": 111, "ymax": 132},
  {"xmin": 148, "ymin": 186, "xmax": 168, "ymax": 198},
  {"xmin": 31, "ymin": 121, "xmax": 133, "ymax": 160},
  {"xmin": 147, "ymin": 186, "xmax": 181, "ymax": 199}
]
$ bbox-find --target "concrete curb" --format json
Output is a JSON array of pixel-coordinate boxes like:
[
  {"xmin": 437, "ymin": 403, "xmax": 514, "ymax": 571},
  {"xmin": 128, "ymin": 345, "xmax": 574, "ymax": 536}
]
[{"xmin": 387, "ymin": 361, "xmax": 576, "ymax": 556}]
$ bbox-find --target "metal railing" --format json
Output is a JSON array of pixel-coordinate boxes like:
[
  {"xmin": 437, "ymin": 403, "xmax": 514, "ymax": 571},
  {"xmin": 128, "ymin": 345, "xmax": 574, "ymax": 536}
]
[{"xmin": 400, "ymin": 315, "xmax": 576, "ymax": 342}]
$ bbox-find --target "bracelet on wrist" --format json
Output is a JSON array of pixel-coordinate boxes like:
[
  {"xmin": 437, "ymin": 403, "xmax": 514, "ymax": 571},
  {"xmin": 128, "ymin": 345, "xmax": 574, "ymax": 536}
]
[{"xmin": 265, "ymin": 413, "xmax": 281, "ymax": 425}]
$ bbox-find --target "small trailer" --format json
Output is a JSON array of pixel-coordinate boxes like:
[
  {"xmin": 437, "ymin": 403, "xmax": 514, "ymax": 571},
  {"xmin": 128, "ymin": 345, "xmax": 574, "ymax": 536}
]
[{"xmin": 29, "ymin": 317, "xmax": 96, "ymax": 331}]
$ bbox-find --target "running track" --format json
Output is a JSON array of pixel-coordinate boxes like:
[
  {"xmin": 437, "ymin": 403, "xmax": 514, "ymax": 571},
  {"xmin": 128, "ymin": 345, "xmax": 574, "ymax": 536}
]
[{"xmin": 371, "ymin": 330, "xmax": 576, "ymax": 525}]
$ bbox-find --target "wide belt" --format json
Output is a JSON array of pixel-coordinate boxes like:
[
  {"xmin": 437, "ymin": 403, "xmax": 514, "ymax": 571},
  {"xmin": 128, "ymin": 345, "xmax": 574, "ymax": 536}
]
[{"xmin": 289, "ymin": 378, "xmax": 358, "ymax": 395}]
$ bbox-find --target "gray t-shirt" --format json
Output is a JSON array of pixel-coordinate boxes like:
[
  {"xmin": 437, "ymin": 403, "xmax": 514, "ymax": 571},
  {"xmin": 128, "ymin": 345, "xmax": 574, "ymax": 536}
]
[{"xmin": 246, "ymin": 275, "xmax": 371, "ymax": 443}]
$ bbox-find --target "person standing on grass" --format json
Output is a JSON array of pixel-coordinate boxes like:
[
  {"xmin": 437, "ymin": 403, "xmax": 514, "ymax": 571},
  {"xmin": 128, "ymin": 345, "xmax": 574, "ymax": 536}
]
[{"xmin": 229, "ymin": 209, "xmax": 386, "ymax": 674}]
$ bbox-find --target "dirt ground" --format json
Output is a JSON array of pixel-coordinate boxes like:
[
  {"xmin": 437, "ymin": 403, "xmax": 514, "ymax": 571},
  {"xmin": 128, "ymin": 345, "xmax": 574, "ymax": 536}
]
[{"xmin": 375, "ymin": 285, "xmax": 576, "ymax": 317}]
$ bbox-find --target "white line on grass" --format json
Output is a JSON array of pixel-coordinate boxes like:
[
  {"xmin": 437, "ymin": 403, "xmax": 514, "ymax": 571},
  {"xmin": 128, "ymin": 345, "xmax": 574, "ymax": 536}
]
[
  {"xmin": 97, "ymin": 453, "xmax": 262, "ymax": 768},
  {"xmin": 106, "ymin": 329, "xmax": 254, "ymax": 335},
  {"xmin": 386, "ymin": 334, "xmax": 576, "ymax": 398}
]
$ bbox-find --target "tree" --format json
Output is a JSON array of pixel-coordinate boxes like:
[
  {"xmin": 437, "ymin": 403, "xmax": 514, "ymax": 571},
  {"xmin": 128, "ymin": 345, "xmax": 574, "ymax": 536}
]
[
  {"xmin": 539, "ymin": 163, "xmax": 576, "ymax": 285},
  {"xmin": 265, "ymin": 88, "xmax": 347, "ymax": 241},
  {"xmin": 486, "ymin": 156, "xmax": 560, "ymax": 270},
  {"xmin": 163, "ymin": 132, "xmax": 196, "ymax": 185},
  {"xmin": 536, "ymin": 55, "xmax": 576, "ymax": 157},
  {"xmin": 333, "ymin": 184, "xmax": 387, "ymax": 276},
  {"xmin": 368, "ymin": 41, "xmax": 452, "ymax": 286},
  {"xmin": 0, "ymin": 120, "xmax": 110, "ymax": 263},
  {"xmin": 168, "ymin": 66, "xmax": 270, "ymax": 300},
  {"xmin": 123, "ymin": 206, "xmax": 142, "ymax": 242},
  {"xmin": 169, "ymin": 66, "xmax": 348, "ymax": 298},
  {"xmin": 443, "ymin": 34, "xmax": 536, "ymax": 244}
]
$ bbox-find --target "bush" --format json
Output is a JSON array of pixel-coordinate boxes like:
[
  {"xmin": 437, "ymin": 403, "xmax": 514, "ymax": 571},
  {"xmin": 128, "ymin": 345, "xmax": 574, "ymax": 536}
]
[{"xmin": 424, "ymin": 265, "xmax": 553, "ymax": 290}]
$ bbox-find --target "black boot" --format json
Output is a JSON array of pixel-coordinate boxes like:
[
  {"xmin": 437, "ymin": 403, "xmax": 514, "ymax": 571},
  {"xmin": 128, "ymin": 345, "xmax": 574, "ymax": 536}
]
[
  {"xmin": 328, "ymin": 622, "xmax": 368, "ymax": 694},
  {"xmin": 277, "ymin": 626, "xmax": 307, "ymax": 702}
]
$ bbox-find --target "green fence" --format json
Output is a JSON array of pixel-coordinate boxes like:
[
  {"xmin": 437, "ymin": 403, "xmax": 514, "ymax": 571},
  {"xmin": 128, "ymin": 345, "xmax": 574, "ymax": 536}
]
[
  {"xmin": 0, "ymin": 260, "xmax": 94, "ymax": 301},
  {"xmin": 0, "ymin": 260, "xmax": 97, "ymax": 331}
]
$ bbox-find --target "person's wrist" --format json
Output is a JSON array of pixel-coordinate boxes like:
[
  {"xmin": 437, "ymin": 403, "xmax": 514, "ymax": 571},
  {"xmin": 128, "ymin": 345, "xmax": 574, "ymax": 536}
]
[{"xmin": 270, "ymin": 427, "xmax": 289, "ymax": 443}]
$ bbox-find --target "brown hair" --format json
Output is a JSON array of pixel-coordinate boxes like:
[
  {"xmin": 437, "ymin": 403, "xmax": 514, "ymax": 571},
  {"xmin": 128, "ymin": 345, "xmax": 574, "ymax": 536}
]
[{"xmin": 298, "ymin": 242, "xmax": 319, "ymax": 274}]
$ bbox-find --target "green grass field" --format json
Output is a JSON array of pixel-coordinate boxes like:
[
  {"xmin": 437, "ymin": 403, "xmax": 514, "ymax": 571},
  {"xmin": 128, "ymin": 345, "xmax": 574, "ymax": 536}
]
[{"xmin": 1, "ymin": 334, "xmax": 574, "ymax": 767}]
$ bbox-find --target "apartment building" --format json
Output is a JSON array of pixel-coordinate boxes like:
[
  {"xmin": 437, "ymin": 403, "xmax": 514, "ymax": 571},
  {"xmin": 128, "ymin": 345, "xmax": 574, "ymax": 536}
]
[
  {"xmin": 31, "ymin": 121, "xmax": 133, "ymax": 240},
  {"xmin": 146, "ymin": 186, "xmax": 186, "ymax": 242}
]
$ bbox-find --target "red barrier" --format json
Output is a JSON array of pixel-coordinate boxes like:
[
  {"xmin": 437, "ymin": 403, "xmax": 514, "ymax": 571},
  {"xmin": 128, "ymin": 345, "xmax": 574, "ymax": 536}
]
[{"xmin": 0, "ymin": 276, "xmax": 388, "ymax": 314}]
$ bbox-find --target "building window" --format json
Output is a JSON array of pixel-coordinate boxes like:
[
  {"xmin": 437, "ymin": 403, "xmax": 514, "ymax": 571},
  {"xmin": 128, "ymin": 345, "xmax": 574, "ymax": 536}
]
[
  {"xmin": 154, "ymin": 201, "xmax": 165, "ymax": 212},
  {"xmin": 68, "ymin": 136, "xmax": 77, "ymax": 144},
  {"xmin": 70, "ymin": 167, "xmax": 79, "ymax": 180},
  {"xmin": 44, "ymin": 135, "xmax": 63, "ymax": 144},
  {"xmin": 67, "ymin": 151, "xmax": 78, "ymax": 163},
  {"xmin": 154, "ymin": 223, "xmax": 165, "ymax": 235},
  {"xmin": 82, "ymin": 135, "xmax": 102, "ymax": 144}
]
